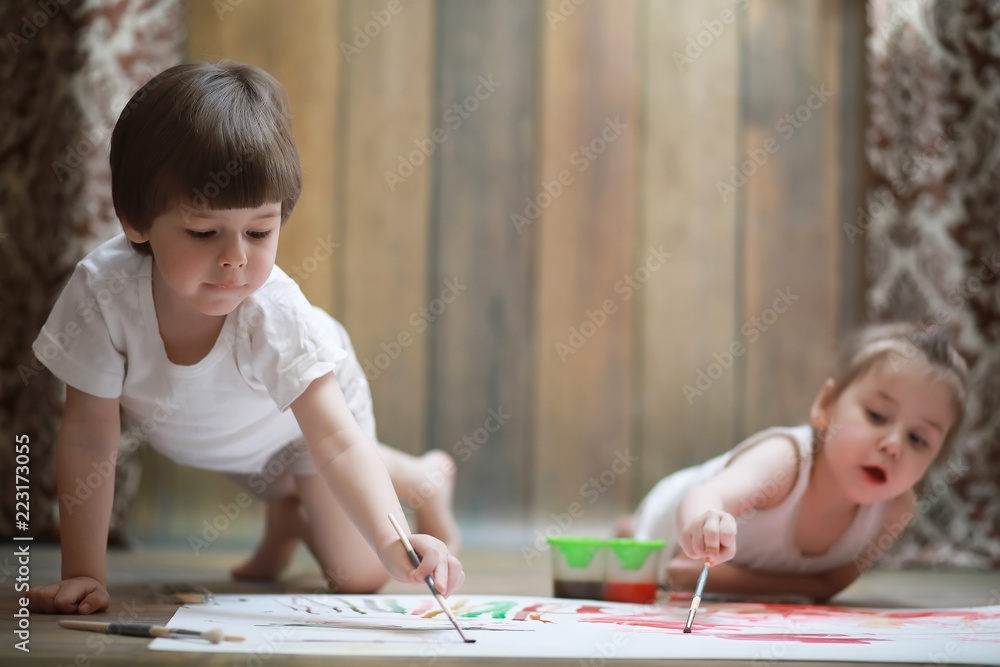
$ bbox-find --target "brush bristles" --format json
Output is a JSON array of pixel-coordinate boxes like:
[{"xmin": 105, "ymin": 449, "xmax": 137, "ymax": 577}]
[{"xmin": 201, "ymin": 628, "xmax": 225, "ymax": 644}]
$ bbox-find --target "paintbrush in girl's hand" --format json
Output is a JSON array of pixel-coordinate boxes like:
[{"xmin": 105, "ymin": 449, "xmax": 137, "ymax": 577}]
[
  {"xmin": 388, "ymin": 512, "xmax": 475, "ymax": 644},
  {"xmin": 683, "ymin": 559, "xmax": 711, "ymax": 633},
  {"xmin": 59, "ymin": 620, "xmax": 243, "ymax": 643}
]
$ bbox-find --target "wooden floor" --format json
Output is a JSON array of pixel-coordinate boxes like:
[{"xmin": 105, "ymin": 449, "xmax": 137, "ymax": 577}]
[{"xmin": 3, "ymin": 542, "xmax": 999, "ymax": 666}]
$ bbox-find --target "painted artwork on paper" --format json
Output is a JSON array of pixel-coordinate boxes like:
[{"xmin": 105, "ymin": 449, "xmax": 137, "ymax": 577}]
[{"xmin": 150, "ymin": 594, "xmax": 1000, "ymax": 662}]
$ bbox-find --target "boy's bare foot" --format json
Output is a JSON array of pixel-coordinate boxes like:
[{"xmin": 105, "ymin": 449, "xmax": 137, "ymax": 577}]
[
  {"xmin": 232, "ymin": 496, "xmax": 305, "ymax": 581},
  {"xmin": 408, "ymin": 450, "xmax": 461, "ymax": 553},
  {"xmin": 614, "ymin": 514, "xmax": 634, "ymax": 538}
]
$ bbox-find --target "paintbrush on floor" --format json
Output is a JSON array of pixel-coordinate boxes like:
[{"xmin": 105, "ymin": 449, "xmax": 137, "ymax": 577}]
[
  {"xmin": 59, "ymin": 620, "xmax": 243, "ymax": 643},
  {"xmin": 388, "ymin": 512, "xmax": 476, "ymax": 644},
  {"xmin": 683, "ymin": 559, "xmax": 711, "ymax": 633}
]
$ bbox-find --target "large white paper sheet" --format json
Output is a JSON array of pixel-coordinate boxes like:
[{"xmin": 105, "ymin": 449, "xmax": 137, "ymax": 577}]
[{"xmin": 149, "ymin": 594, "xmax": 1000, "ymax": 662}]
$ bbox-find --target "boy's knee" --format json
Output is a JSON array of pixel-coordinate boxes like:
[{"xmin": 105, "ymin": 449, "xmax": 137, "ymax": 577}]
[{"xmin": 325, "ymin": 566, "xmax": 389, "ymax": 594}]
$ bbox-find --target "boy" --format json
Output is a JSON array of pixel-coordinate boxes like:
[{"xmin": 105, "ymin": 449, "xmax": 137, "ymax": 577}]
[{"xmin": 29, "ymin": 61, "xmax": 462, "ymax": 615}]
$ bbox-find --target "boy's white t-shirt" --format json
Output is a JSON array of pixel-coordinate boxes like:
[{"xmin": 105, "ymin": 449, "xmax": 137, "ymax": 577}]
[{"xmin": 32, "ymin": 234, "xmax": 371, "ymax": 474}]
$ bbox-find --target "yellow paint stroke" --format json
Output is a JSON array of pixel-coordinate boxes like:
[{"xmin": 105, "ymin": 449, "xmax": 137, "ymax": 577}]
[
  {"xmin": 421, "ymin": 599, "xmax": 469, "ymax": 619},
  {"xmin": 858, "ymin": 618, "xmax": 906, "ymax": 628},
  {"xmin": 527, "ymin": 613, "xmax": 553, "ymax": 624}
]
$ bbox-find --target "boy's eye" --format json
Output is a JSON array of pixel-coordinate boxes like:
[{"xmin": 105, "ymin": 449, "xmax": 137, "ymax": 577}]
[
  {"xmin": 247, "ymin": 231, "xmax": 272, "ymax": 240},
  {"xmin": 186, "ymin": 230, "xmax": 214, "ymax": 239},
  {"xmin": 866, "ymin": 409, "xmax": 887, "ymax": 424}
]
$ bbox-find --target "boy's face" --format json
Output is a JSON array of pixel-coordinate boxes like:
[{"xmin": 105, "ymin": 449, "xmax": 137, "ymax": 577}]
[
  {"xmin": 123, "ymin": 203, "xmax": 282, "ymax": 317},
  {"xmin": 810, "ymin": 357, "xmax": 956, "ymax": 505}
]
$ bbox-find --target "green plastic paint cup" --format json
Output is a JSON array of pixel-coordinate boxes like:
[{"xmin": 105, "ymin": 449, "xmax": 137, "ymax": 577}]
[
  {"xmin": 547, "ymin": 537, "xmax": 608, "ymax": 600},
  {"xmin": 603, "ymin": 538, "xmax": 665, "ymax": 605}
]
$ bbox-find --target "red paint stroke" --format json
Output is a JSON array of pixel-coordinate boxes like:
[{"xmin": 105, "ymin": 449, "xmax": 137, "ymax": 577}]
[
  {"xmin": 408, "ymin": 600, "xmax": 435, "ymax": 617},
  {"xmin": 712, "ymin": 604, "xmax": 998, "ymax": 625},
  {"xmin": 582, "ymin": 617, "xmax": 881, "ymax": 644},
  {"xmin": 711, "ymin": 633, "xmax": 879, "ymax": 645},
  {"xmin": 881, "ymin": 610, "xmax": 996, "ymax": 622},
  {"xmin": 513, "ymin": 603, "xmax": 560, "ymax": 622},
  {"xmin": 575, "ymin": 605, "xmax": 605, "ymax": 615},
  {"xmin": 582, "ymin": 615, "xmax": 719, "ymax": 632}
]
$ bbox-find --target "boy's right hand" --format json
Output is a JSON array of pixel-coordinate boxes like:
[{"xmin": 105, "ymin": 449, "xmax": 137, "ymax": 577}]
[
  {"xmin": 28, "ymin": 577, "xmax": 110, "ymax": 615},
  {"xmin": 679, "ymin": 509, "xmax": 737, "ymax": 565}
]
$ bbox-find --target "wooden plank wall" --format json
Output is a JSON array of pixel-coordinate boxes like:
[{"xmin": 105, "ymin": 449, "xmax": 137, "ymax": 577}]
[
  {"xmin": 535, "ymin": 0, "xmax": 639, "ymax": 526},
  {"xmin": 132, "ymin": 0, "xmax": 863, "ymax": 545}
]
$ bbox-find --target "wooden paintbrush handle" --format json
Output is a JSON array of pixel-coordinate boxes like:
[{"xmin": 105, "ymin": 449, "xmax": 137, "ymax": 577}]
[{"xmin": 58, "ymin": 620, "xmax": 162, "ymax": 638}]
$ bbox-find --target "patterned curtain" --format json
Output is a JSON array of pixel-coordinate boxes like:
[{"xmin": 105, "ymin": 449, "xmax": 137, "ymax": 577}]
[
  {"xmin": 867, "ymin": 0, "xmax": 1000, "ymax": 567},
  {"xmin": 0, "ymin": 0, "xmax": 182, "ymax": 541}
]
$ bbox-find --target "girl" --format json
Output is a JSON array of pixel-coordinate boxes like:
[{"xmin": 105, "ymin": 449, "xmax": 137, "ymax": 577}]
[
  {"xmin": 29, "ymin": 62, "xmax": 462, "ymax": 615},
  {"xmin": 621, "ymin": 322, "xmax": 967, "ymax": 601}
]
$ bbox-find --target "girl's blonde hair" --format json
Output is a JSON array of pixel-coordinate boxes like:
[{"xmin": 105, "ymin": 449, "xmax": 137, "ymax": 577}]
[{"xmin": 826, "ymin": 322, "xmax": 969, "ymax": 454}]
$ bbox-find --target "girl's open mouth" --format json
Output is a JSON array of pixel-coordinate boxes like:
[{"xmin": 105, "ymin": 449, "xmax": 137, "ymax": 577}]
[{"xmin": 862, "ymin": 466, "xmax": 887, "ymax": 484}]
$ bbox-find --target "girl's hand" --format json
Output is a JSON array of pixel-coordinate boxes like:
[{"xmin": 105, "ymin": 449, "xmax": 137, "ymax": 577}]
[
  {"xmin": 382, "ymin": 533, "xmax": 465, "ymax": 597},
  {"xmin": 28, "ymin": 577, "xmax": 109, "ymax": 615},
  {"xmin": 679, "ymin": 509, "xmax": 737, "ymax": 564}
]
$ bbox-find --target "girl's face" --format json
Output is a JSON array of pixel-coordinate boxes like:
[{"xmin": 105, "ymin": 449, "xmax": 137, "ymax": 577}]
[
  {"xmin": 123, "ymin": 203, "xmax": 282, "ymax": 317},
  {"xmin": 810, "ymin": 356, "xmax": 957, "ymax": 505}
]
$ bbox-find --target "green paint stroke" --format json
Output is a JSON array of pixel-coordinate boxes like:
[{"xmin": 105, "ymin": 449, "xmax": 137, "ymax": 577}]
[
  {"xmin": 335, "ymin": 598, "xmax": 366, "ymax": 614},
  {"xmin": 363, "ymin": 598, "xmax": 406, "ymax": 614},
  {"xmin": 460, "ymin": 601, "xmax": 518, "ymax": 619}
]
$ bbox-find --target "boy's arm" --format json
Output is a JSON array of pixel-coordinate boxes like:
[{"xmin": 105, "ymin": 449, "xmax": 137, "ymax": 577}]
[
  {"xmin": 677, "ymin": 436, "xmax": 800, "ymax": 563},
  {"xmin": 30, "ymin": 386, "xmax": 120, "ymax": 614},
  {"xmin": 290, "ymin": 372, "xmax": 461, "ymax": 595}
]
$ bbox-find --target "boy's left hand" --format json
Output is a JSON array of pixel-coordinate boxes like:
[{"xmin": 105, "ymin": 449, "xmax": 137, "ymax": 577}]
[{"xmin": 384, "ymin": 533, "xmax": 464, "ymax": 597}]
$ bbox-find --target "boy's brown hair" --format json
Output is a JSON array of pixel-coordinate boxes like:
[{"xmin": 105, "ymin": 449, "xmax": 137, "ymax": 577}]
[
  {"xmin": 110, "ymin": 61, "xmax": 302, "ymax": 255},
  {"xmin": 825, "ymin": 321, "xmax": 969, "ymax": 455}
]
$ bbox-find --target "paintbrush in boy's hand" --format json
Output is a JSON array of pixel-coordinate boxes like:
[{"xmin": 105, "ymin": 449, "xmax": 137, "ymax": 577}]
[
  {"xmin": 683, "ymin": 559, "xmax": 711, "ymax": 633},
  {"xmin": 388, "ymin": 513, "xmax": 475, "ymax": 643}
]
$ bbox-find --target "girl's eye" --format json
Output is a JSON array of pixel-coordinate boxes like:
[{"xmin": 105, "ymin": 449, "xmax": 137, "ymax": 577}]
[
  {"xmin": 187, "ymin": 230, "xmax": 214, "ymax": 239},
  {"xmin": 908, "ymin": 433, "xmax": 929, "ymax": 449},
  {"xmin": 247, "ymin": 231, "xmax": 272, "ymax": 240},
  {"xmin": 866, "ymin": 409, "xmax": 887, "ymax": 424}
]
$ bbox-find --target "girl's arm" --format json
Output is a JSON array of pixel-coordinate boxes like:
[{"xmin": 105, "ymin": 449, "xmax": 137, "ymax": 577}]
[
  {"xmin": 677, "ymin": 435, "xmax": 800, "ymax": 564},
  {"xmin": 669, "ymin": 491, "xmax": 918, "ymax": 602},
  {"xmin": 667, "ymin": 553, "xmax": 851, "ymax": 602},
  {"xmin": 291, "ymin": 372, "xmax": 462, "ymax": 595},
  {"xmin": 29, "ymin": 386, "xmax": 120, "ymax": 614}
]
